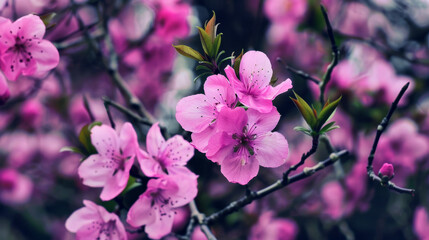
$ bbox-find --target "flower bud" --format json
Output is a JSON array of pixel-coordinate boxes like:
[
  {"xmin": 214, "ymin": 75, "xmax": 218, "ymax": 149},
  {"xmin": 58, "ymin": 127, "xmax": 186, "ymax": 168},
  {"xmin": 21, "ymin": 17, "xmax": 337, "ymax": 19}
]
[{"xmin": 378, "ymin": 163, "xmax": 395, "ymax": 181}]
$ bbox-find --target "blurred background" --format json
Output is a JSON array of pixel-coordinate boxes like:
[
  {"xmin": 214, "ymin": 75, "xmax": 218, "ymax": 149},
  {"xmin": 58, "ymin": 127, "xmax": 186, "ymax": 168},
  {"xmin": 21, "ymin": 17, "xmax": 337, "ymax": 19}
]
[{"xmin": 0, "ymin": 0, "xmax": 428, "ymax": 239}]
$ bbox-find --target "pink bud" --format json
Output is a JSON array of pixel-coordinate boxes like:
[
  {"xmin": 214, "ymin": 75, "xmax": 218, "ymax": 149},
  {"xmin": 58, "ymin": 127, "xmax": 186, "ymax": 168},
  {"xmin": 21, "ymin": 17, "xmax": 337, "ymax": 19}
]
[{"xmin": 378, "ymin": 163, "xmax": 395, "ymax": 180}]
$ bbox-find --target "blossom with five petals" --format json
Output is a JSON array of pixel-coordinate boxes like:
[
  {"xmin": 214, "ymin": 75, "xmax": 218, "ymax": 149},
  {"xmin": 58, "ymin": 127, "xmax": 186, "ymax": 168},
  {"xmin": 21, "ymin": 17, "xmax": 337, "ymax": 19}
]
[{"xmin": 78, "ymin": 122, "xmax": 139, "ymax": 201}]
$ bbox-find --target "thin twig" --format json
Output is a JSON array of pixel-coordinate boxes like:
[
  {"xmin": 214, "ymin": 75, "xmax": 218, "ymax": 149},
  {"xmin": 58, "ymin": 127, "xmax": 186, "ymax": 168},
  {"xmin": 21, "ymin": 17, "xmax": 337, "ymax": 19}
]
[
  {"xmin": 102, "ymin": 97, "xmax": 153, "ymax": 126},
  {"xmin": 366, "ymin": 82, "xmax": 415, "ymax": 195},
  {"xmin": 189, "ymin": 200, "xmax": 217, "ymax": 240},
  {"xmin": 83, "ymin": 95, "xmax": 95, "ymax": 122},
  {"xmin": 283, "ymin": 135, "xmax": 319, "ymax": 180},
  {"xmin": 204, "ymin": 150, "xmax": 348, "ymax": 224},
  {"xmin": 276, "ymin": 58, "xmax": 320, "ymax": 84},
  {"xmin": 319, "ymin": 5, "xmax": 340, "ymax": 105}
]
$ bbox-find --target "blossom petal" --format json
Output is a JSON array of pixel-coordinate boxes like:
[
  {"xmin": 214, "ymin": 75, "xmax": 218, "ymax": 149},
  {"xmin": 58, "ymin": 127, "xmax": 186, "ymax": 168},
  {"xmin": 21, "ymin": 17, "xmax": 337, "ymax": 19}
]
[
  {"xmin": 78, "ymin": 154, "xmax": 113, "ymax": 187},
  {"xmin": 1, "ymin": 49, "xmax": 37, "ymax": 81},
  {"xmin": 204, "ymin": 74, "xmax": 236, "ymax": 107},
  {"xmin": 176, "ymin": 94, "xmax": 217, "ymax": 133},
  {"xmin": 127, "ymin": 194, "xmax": 156, "ymax": 227},
  {"xmin": 216, "ymin": 107, "xmax": 247, "ymax": 134},
  {"xmin": 137, "ymin": 149, "xmax": 163, "ymax": 177},
  {"xmin": 119, "ymin": 122, "xmax": 139, "ymax": 157},
  {"xmin": 239, "ymin": 51, "xmax": 272, "ymax": 90},
  {"xmin": 253, "ymin": 132, "xmax": 288, "ymax": 168},
  {"xmin": 225, "ymin": 65, "xmax": 246, "ymax": 99},
  {"xmin": 11, "ymin": 14, "xmax": 45, "ymax": 39},
  {"xmin": 246, "ymin": 108, "xmax": 280, "ymax": 135},
  {"xmin": 27, "ymin": 39, "xmax": 60, "ymax": 73},
  {"xmin": 65, "ymin": 200, "xmax": 100, "ymax": 232},
  {"xmin": 166, "ymin": 173, "xmax": 198, "ymax": 207},
  {"xmin": 145, "ymin": 211, "xmax": 175, "ymax": 240},
  {"xmin": 206, "ymin": 132, "xmax": 235, "ymax": 164},
  {"xmin": 99, "ymin": 157, "xmax": 133, "ymax": 201},
  {"xmin": 221, "ymin": 154, "xmax": 259, "ymax": 185},
  {"xmin": 191, "ymin": 125, "xmax": 217, "ymax": 153},
  {"xmin": 162, "ymin": 135, "xmax": 194, "ymax": 166},
  {"xmin": 263, "ymin": 78, "xmax": 293, "ymax": 100},
  {"xmin": 146, "ymin": 122, "xmax": 166, "ymax": 158},
  {"xmin": 0, "ymin": 17, "xmax": 14, "ymax": 51},
  {"xmin": 91, "ymin": 125, "xmax": 120, "ymax": 159},
  {"xmin": 239, "ymin": 94, "xmax": 273, "ymax": 113}
]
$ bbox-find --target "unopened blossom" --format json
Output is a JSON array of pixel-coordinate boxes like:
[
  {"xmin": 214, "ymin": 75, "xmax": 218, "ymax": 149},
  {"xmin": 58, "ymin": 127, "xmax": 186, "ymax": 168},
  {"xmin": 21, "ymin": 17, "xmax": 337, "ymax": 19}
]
[
  {"xmin": 378, "ymin": 163, "xmax": 394, "ymax": 180},
  {"xmin": 0, "ymin": 14, "xmax": 59, "ymax": 81},
  {"xmin": 225, "ymin": 51, "xmax": 292, "ymax": 113},
  {"xmin": 65, "ymin": 200, "xmax": 127, "ymax": 240},
  {"xmin": 138, "ymin": 122, "xmax": 194, "ymax": 177},
  {"xmin": 0, "ymin": 168, "xmax": 33, "ymax": 205},
  {"xmin": 127, "ymin": 174, "xmax": 198, "ymax": 239},
  {"xmin": 176, "ymin": 74, "xmax": 236, "ymax": 152},
  {"xmin": 206, "ymin": 107, "xmax": 288, "ymax": 185},
  {"xmin": 78, "ymin": 122, "xmax": 139, "ymax": 201}
]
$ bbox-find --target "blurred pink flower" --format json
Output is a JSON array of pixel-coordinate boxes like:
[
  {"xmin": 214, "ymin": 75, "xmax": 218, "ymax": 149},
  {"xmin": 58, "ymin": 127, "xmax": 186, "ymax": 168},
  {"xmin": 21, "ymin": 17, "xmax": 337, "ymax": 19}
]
[
  {"xmin": 206, "ymin": 107, "xmax": 288, "ymax": 185},
  {"xmin": 249, "ymin": 211, "xmax": 298, "ymax": 240},
  {"xmin": 78, "ymin": 123, "xmax": 139, "ymax": 201},
  {"xmin": 264, "ymin": 0, "xmax": 307, "ymax": 24},
  {"xmin": 414, "ymin": 206, "xmax": 429, "ymax": 240},
  {"xmin": 127, "ymin": 173, "xmax": 198, "ymax": 239},
  {"xmin": 0, "ymin": 168, "xmax": 33, "ymax": 204},
  {"xmin": 0, "ymin": 14, "xmax": 59, "ymax": 81},
  {"xmin": 225, "ymin": 51, "xmax": 292, "ymax": 113},
  {"xmin": 138, "ymin": 122, "xmax": 194, "ymax": 177},
  {"xmin": 0, "ymin": 72, "xmax": 9, "ymax": 105},
  {"xmin": 321, "ymin": 181, "xmax": 345, "ymax": 220},
  {"xmin": 20, "ymin": 99, "xmax": 44, "ymax": 129},
  {"xmin": 65, "ymin": 200, "xmax": 127, "ymax": 240},
  {"xmin": 154, "ymin": 2, "xmax": 190, "ymax": 42}
]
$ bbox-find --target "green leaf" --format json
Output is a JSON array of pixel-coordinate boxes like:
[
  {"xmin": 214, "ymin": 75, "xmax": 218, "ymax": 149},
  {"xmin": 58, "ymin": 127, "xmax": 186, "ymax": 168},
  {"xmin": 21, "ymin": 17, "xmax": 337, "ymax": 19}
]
[
  {"xmin": 78, "ymin": 122, "xmax": 102, "ymax": 156},
  {"xmin": 211, "ymin": 33, "xmax": 222, "ymax": 58},
  {"xmin": 291, "ymin": 91, "xmax": 317, "ymax": 129},
  {"xmin": 319, "ymin": 121, "xmax": 339, "ymax": 134},
  {"xmin": 215, "ymin": 50, "xmax": 225, "ymax": 64},
  {"xmin": 233, "ymin": 50, "xmax": 244, "ymax": 76},
  {"xmin": 196, "ymin": 64, "xmax": 212, "ymax": 72},
  {"xmin": 39, "ymin": 12, "xmax": 56, "ymax": 29},
  {"xmin": 60, "ymin": 146, "xmax": 83, "ymax": 155},
  {"xmin": 205, "ymin": 11, "xmax": 216, "ymax": 40},
  {"xmin": 317, "ymin": 96, "xmax": 342, "ymax": 130},
  {"xmin": 173, "ymin": 45, "xmax": 204, "ymax": 61},
  {"xmin": 193, "ymin": 72, "xmax": 211, "ymax": 82},
  {"xmin": 294, "ymin": 126, "xmax": 313, "ymax": 136},
  {"xmin": 197, "ymin": 27, "xmax": 213, "ymax": 56},
  {"xmin": 218, "ymin": 56, "xmax": 234, "ymax": 66}
]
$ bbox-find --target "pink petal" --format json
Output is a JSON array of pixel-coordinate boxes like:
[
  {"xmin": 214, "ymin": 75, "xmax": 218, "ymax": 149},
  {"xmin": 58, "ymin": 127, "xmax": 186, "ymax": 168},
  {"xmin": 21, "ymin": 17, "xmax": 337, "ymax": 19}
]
[
  {"xmin": 166, "ymin": 173, "xmax": 198, "ymax": 207},
  {"xmin": 11, "ymin": 14, "xmax": 46, "ymax": 39},
  {"xmin": 0, "ymin": 17, "xmax": 14, "ymax": 51},
  {"xmin": 191, "ymin": 125, "xmax": 217, "ymax": 153},
  {"xmin": 263, "ymin": 78, "xmax": 293, "ymax": 100},
  {"xmin": 175, "ymin": 94, "xmax": 217, "ymax": 133},
  {"xmin": 221, "ymin": 155, "xmax": 260, "ymax": 185},
  {"xmin": 206, "ymin": 132, "xmax": 236, "ymax": 164},
  {"xmin": 127, "ymin": 194, "xmax": 156, "ymax": 227},
  {"xmin": 99, "ymin": 158, "xmax": 133, "ymax": 201},
  {"xmin": 246, "ymin": 108, "xmax": 280, "ymax": 135},
  {"xmin": 119, "ymin": 122, "xmax": 139, "ymax": 157},
  {"xmin": 76, "ymin": 224, "xmax": 102, "ymax": 239},
  {"xmin": 1, "ymin": 48, "xmax": 37, "ymax": 81},
  {"xmin": 253, "ymin": 132, "xmax": 288, "ymax": 168},
  {"xmin": 65, "ymin": 200, "xmax": 100, "ymax": 232},
  {"xmin": 239, "ymin": 51, "xmax": 273, "ymax": 90},
  {"xmin": 90, "ymin": 125, "xmax": 120, "ymax": 159},
  {"xmin": 239, "ymin": 94, "xmax": 273, "ymax": 113},
  {"xmin": 204, "ymin": 74, "xmax": 236, "ymax": 107},
  {"xmin": 137, "ymin": 149, "xmax": 163, "ymax": 177},
  {"xmin": 27, "ymin": 39, "xmax": 60, "ymax": 73},
  {"xmin": 225, "ymin": 65, "xmax": 246, "ymax": 99},
  {"xmin": 78, "ymin": 155, "xmax": 114, "ymax": 187},
  {"xmin": 146, "ymin": 122, "xmax": 166, "ymax": 158},
  {"xmin": 145, "ymin": 210, "xmax": 175, "ymax": 239},
  {"xmin": 162, "ymin": 135, "xmax": 194, "ymax": 167},
  {"xmin": 216, "ymin": 107, "xmax": 247, "ymax": 134}
]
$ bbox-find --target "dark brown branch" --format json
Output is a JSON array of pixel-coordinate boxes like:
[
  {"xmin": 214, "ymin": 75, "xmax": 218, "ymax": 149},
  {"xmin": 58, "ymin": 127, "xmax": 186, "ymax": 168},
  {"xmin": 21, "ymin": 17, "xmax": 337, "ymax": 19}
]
[
  {"xmin": 366, "ymin": 82, "xmax": 415, "ymax": 195},
  {"xmin": 189, "ymin": 200, "xmax": 217, "ymax": 240},
  {"xmin": 319, "ymin": 5, "xmax": 340, "ymax": 105},
  {"xmin": 276, "ymin": 58, "xmax": 320, "ymax": 84},
  {"xmin": 102, "ymin": 97, "xmax": 153, "ymax": 126},
  {"xmin": 283, "ymin": 135, "xmax": 319, "ymax": 180},
  {"xmin": 204, "ymin": 150, "xmax": 348, "ymax": 225}
]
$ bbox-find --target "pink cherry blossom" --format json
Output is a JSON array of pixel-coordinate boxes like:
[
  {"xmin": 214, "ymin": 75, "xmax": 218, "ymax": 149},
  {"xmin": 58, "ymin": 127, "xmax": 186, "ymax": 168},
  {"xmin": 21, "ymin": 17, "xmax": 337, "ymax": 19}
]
[
  {"xmin": 321, "ymin": 181, "xmax": 345, "ymax": 220},
  {"xmin": 127, "ymin": 173, "xmax": 198, "ymax": 239},
  {"xmin": 225, "ymin": 51, "xmax": 292, "ymax": 113},
  {"xmin": 78, "ymin": 122, "xmax": 139, "ymax": 201},
  {"xmin": 0, "ymin": 14, "xmax": 59, "ymax": 81},
  {"xmin": 154, "ymin": 2, "xmax": 190, "ymax": 42},
  {"xmin": 249, "ymin": 211, "xmax": 298, "ymax": 240},
  {"xmin": 0, "ymin": 168, "xmax": 33, "ymax": 205},
  {"xmin": 65, "ymin": 200, "xmax": 127, "ymax": 240},
  {"xmin": 414, "ymin": 206, "xmax": 429, "ymax": 240},
  {"xmin": 207, "ymin": 107, "xmax": 288, "ymax": 185},
  {"xmin": 137, "ymin": 122, "xmax": 194, "ymax": 177},
  {"xmin": 176, "ymin": 74, "xmax": 237, "ymax": 152}
]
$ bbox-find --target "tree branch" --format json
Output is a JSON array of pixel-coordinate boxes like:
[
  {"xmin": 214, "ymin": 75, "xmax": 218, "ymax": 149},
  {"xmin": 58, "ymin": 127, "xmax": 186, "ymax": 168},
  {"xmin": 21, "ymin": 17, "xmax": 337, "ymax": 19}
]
[{"xmin": 276, "ymin": 58, "xmax": 320, "ymax": 84}]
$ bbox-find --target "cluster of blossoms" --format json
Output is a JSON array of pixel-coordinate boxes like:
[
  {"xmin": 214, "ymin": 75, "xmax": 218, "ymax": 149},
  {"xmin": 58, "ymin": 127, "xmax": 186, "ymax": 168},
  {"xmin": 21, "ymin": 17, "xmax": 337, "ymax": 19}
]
[
  {"xmin": 66, "ymin": 122, "xmax": 198, "ymax": 239},
  {"xmin": 176, "ymin": 50, "xmax": 292, "ymax": 185}
]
